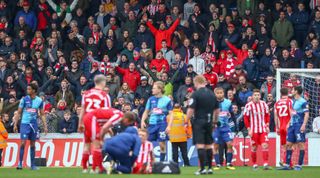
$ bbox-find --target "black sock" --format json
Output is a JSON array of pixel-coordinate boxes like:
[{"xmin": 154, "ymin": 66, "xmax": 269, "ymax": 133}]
[
  {"xmin": 206, "ymin": 149, "xmax": 213, "ymax": 169},
  {"xmin": 197, "ymin": 149, "xmax": 206, "ymax": 170}
]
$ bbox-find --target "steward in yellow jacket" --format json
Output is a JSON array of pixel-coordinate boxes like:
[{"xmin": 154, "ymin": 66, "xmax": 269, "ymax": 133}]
[
  {"xmin": 0, "ymin": 120, "xmax": 8, "ymax": 166},
  {"xmin": 167, "ymin": 104, "xmax": 191, "ymax": 166}
]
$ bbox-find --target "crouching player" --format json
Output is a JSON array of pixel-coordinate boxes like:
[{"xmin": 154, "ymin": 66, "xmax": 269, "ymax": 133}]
[
  {"xmin": 103, "ymin": 126, "xmax": 141, "ymax": 174},
  {"xmin": 212, "ymin": 87, "xmax": 235, "ymax": 170},
  {"xmin": 83, "ymin": 108, "xmax": 136, "ymax": 173},
  {"xmin": 132, "ymin": 129, "xmax": 154, "ymax": 174}
]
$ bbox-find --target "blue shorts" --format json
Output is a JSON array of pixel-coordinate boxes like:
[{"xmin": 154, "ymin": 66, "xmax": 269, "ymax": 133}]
[
  {"xmin": 20, "ymin": 123, "xmax": 39, "ymax": 141},
  {"xmin": 287, "ymin": 125, "xmax": 306, "ymax": 143},
  {"xmin": 212, "ymin": 127, "xmax": 233, "ymax": 144},
  {"xmin": 147, "ymin": 123, "xmax": 168, "ymax": 142}
]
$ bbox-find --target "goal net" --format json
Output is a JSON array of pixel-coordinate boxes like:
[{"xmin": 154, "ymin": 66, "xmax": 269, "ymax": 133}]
[{"xmin": 276, "ymin": 69, "xmax": 320, "ymax": 166}]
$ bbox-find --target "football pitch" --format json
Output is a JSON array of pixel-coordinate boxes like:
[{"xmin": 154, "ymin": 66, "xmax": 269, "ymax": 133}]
[{"xmin": 1, "ymin": 167, "xmax": 319, "ymax": 178}]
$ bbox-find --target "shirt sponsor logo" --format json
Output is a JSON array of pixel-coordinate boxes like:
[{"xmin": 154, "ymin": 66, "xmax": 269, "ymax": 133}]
[
  {"xmin": 26, "ymin": 108, "xmax": 37, "ymax": 113},
  {"xmin": 152, "ymin": 108, "xmax": 163, "ymax": 114}
]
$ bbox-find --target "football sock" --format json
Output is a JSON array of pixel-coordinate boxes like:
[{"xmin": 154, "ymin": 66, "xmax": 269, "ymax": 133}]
[
  {"xmin": 197, "ymin": 149, "xmax": 206, "ymax": 170},
  {"xmin": 19, "ymin": 145, "xmax": 25, "ymax": 166},
  {"xmin": 286, "ymin": 150, "xmax": 293, "ymax": 166},
  {"xmin": 214, "ymin": 153, "xmax": 220, "ymax": 166},
  {"xmin": 82, "ymin": 152, "xmax": 90, "ymax": 170},
  {"xmin": 206, "ymin": 149, "xmax": 213, "ymax": 168},
  {"xmin": 251, "ymin": 151, "xmax": 257, "ymax": 165},
  {"xmin": 298, "ymin": 150, "xmax": 305, "ymax": 166},
  {"xmin": 92, "ymin": 149, "xmax": 104, "ymax": 172},
  {"xmin": 160, "ymin": 153, "xmax": 166, "ymax": 161},
  {"xmin": 226, "ymin": 152, "xmax": 233, "ymax": 165},
  {"xmin": 30, "ymin": 146, "xmax": 35, "ymax": 167},
  {"xmin": 262, "ymin": 148, "xmax": 269, "ymax": 165}
]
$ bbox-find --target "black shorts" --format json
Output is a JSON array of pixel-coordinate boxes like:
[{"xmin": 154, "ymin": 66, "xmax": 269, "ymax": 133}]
[{"xmin": 192, "ymin": 119, "xmax": 213, "ymax": 145}]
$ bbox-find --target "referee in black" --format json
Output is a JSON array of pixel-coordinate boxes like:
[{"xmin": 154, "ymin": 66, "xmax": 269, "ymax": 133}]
[{"xmin": 186, "ymin": 75, "xmax": 219, "ymax": 175}]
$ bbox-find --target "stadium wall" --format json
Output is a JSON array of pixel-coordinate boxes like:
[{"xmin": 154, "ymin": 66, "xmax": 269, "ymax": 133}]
[{"xmin": 2, "ymin": 133, "xmax": 319, "ymax": 167}]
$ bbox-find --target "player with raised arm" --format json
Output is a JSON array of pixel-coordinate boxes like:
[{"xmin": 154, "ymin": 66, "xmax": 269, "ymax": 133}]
[
  {"xmin": 279, "ymin": 86, "xmax": 309, "ymax": 171},
  {"xmin": 244, "ymin": 89, "xmax": 271, "ymax": 170},
  {"xmin": 83, "ymin": 108, "xmax": 136, "ymax": 174},
  {"xmin": 14, "ymin": 83, "xmax": 48, "ymax": 170},
  {"xmin": 78, "ymin": 74, "xmax": 111, "ymax": 173},
  {"xmin": 274, "ymin": 88, "xmax": 293, "ymax": 166},
  {"xmin": 141, "ymin": 81, "xmax": 173, "ymax": 162},
  {"xmin": 212, "ymin": 87, "xmax": 235, "ymax": 170}
]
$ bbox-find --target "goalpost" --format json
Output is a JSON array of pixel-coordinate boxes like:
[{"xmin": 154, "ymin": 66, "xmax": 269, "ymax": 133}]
[{"xmin": 276, "ymin": 68, "xmax": 320, "ymax": 166}]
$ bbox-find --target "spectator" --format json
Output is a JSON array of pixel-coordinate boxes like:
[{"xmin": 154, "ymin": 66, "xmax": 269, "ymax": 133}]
[
  {"xmin": 135, "ymin": 76, "xmax": 152, "ymax": 101},
  {"xmin": 303, "ymin": 46, "xmax": 319, "ymax": 68},
  {"xmin": 144, "ymin": 13, "xmax": 180, "ymax": 51},
  {"xmin": 216, "ymin": 74, "xmax": 232, "ymax": 95},
  {"xmin": 183, "ymin": 0, "xmax": 196, "ymax": 20},
  {"xmin": 225, "ymin": 38, "xmax": 258, "ymax": 64},
  {"xmin": 292, "ymin": 3, "xmax": 309, "ymax": 47},
  {"xmin": 279, "ymin": 49, "xmax": 297, "ymax": 68},
  {"xmin": 260, "ymin": 75, "xmax": 276, "ymax": 101},
  {"xmin": 46, "ymin": 0, "xmax": 79, "ymax": 24},
  {"xmin": 116, "ymin": 62, "xmax": 141, "ymax": 92},
  {"xmin": 134, "ymin": 23, "xmax": 154, "ymax": 51},
  {"xmin": 58, "ymin": 110, "xmax": 77, "ymax": 134},
  {"xmin": 55, "ymin": 79, "xmax": 75, "ymax": 110},
  {"xmin": 203, "ymin": 64, "xmax": 218, "ymax": 90},
  {"xmin": 0, "ymin": 36, "xmax": 16, "ymax": 58},
  {"xmin": 228, "ymin": 65, "xmax": 247, "ymax": 89},
  {"xmin": 176, "ymin": 38, "xmax": 193, "ymax": 64},
  {"xmin": 188, "ymin": 47, "xmax": 205, "ymax": 74},
  {"xmin": 14, "ymin": 1, "xmax": 37, "ymax": 32},
  {"xmin": 1, "ymin": 113, "xmax": 13, "ymax": 133},
  {"xmin": 176, "ymin": 76, "xmax": 193, "ymax": 105},
  {"xmin": 160, "ymin": 40, "xmax": 175, "ymax": 64},
  {"xmin": 220, "ymin": 50, "xmax": 239, "ymax": 79},
  {"xmin": 117, "ymin": 82, "xmax": 134, "ymax": 103},
  {"xmin": 272, "ymin": 11, "xmax": 294, "ymax": 48},
  {"xmin": 221, "ymin": 23, "xmax": 239, "ymax": 50},
  {"xmin": 309, "ymin": 10, "xmax": 320, "ymax": 37},
  {"xmin": 242, "ymin": 49, "xmax": 260, "ymax": 86},
  {"xmin": 106, "ymin": 73, "xmax": 119, "ymax": 100},
  {"xmin": 150, "ymin": 50, "xmax": 169, "ymax": 72}
]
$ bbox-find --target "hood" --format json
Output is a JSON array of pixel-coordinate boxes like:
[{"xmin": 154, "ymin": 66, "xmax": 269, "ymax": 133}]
[{"xmin": 124, "ymin": 126, "xmax": 138, "ymax": 135}]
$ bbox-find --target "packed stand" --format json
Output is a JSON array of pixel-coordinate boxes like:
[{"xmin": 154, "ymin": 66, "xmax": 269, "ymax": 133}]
[{"xmin": 0, "ymin": 0, "xmax": 320, "ymax": 134}]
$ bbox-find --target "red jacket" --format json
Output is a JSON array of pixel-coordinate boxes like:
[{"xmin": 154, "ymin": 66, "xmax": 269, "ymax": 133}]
[
  {"xmin": 150, "ymin": 58, "xmax": 169, "ymax": 72},
  {"xmin": 116, "ymin": 67, "xmax": 141, "ymax": 92},
  {"xmin": 37, "ymin": 3, "xmax": 50, "ymax": 30},
  {"xmin": 204, "ymin": 72, "xmax": 218, "ymax": 89},
  {"xmin": 226, "ymin": 41, "xmax": 257, "ymax": 64},
  {"xmin": 146, "ymin": 18, "xmax": 180, "ymax": 51}
]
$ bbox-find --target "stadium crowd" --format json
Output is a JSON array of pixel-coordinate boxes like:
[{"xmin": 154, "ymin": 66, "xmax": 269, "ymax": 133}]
[{"xmin": 0, "ymin": 0, "xmax": 320, "ymax": 135}]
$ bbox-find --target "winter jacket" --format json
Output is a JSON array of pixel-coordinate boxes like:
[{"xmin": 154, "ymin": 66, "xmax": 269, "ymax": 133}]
[
  {"xmin": 188, "ymin": 56, "xmax": 205, "ymax": 74},
  {"xmin": 116, "ymin": 67, "xmax": 141, "ymax": 92},
  {"xmin": 134, "ymin": 30, "xmax": 154, "ymax": 50},
  {"xmin": 271, "ymin": 19, "xmax": 294, "ymax": 48},
  {"xmin": 135, "ymin": 84, "xmax": 152, "ymax": 100},
  {"xmin": 58, "ymin": 118, "xmax": 77, "ymax": 134},
  {"xmin": 146, "ymin": 18, "xmax": 180, "ymax": 51},
  {"xmin": 14, "ymin": 10, "xmax": 37, "ymax": 31},
  {"xmin": 242, "ymin": 57, "xmax": 260, "ymax": 82},
  {"xmin": 226, "ymin": 41, "xmax": 257, "ymax": 64},
  {"xmin": 150, "ymin": 58, "xmax": 169, "ymax": 72},
  {"xmin": 260, "ymin": 81, "xmax": 276, "ymax": 101},
  {"xmin": 292, "ymin": 10, "xmax": 309, "ymax": 31}
]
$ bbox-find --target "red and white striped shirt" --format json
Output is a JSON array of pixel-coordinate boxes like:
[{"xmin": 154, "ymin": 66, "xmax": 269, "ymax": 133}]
[
  {"xmin": 136, "ymin": 141, "xmax": 153, "ymax": 164},
  {"xmin": 244, "ymin": 100, "xmax": 270, "ymax": 133}
]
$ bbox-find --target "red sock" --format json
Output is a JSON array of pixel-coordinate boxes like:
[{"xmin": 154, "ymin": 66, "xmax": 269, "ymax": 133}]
[
  {"xmin": 92, "ymin": 149, "xmax": 104, "ymax": 172},
  {"xmin": 262, "ymin": 149, "xmax": 269, "ymax": 165},
  {"xmin": 251, "ymin": 151, "xmax": 257, "ymax": 165},
  {"xmin": 82, "ymin": 152, "xmax": 90, "ymax": 170}
]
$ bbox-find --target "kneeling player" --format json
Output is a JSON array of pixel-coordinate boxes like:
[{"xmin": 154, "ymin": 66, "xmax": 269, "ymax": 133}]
[
  {"xmin": 103, "ymin": 126, "xmax": 141, "ymax": 174},
  {"xmin": 83, "ymin": 108, "xmax": 136, "ymax": 173},
  {"xmin": 274, "ymin": 88, "xmax": 292, "ymax": 165},
  {"xmin": 212, "ymin": 87, "xmax": 235, "ymax": 170},
  {"xmin": 132, "ymin": 129, "xmax": 154, "ymax": 174},
  {"xmin": 279, "ymin": 86, "xmax": 309, "ymax": 171}
]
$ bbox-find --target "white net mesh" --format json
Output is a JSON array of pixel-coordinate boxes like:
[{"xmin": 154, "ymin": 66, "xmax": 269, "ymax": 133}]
[{"xmin": 277, "ymin": 70, "xmax": 320, "ymax": 132}]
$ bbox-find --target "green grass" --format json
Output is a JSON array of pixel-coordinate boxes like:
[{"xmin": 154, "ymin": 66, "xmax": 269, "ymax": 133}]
[{"xmin": 1, "ymin": 167, "xmax": 319, "ymax": 178}]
